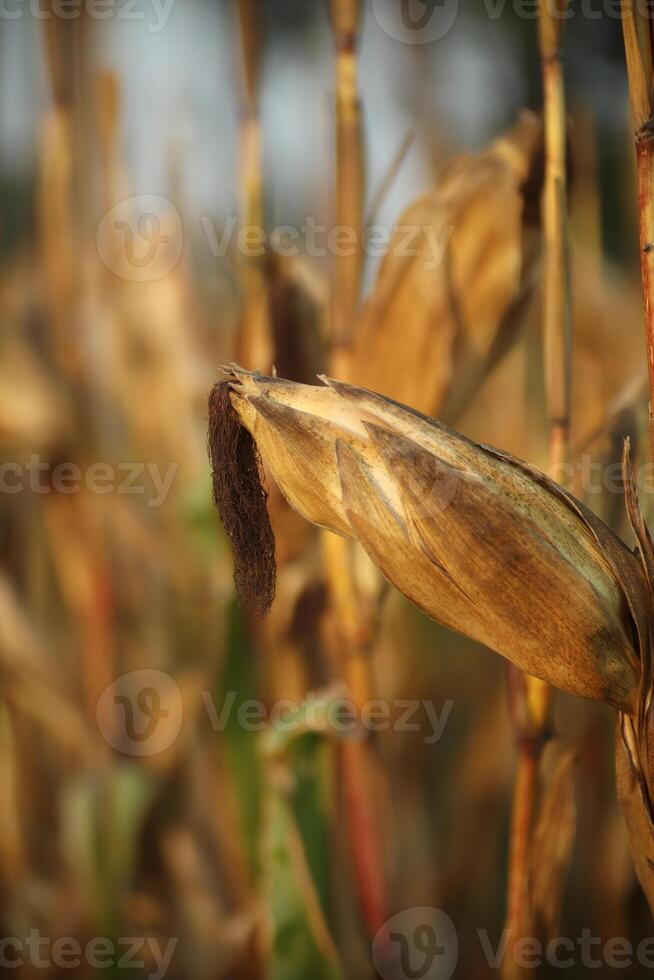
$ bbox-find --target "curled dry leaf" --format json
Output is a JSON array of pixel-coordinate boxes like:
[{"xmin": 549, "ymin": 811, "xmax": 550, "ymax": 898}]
[
  {"xmin": 615, "ymin": 440, "xmax": 654, "ymax": 912},
  {"xmin": 351, "ymin": 111, "xmax": 542, "ymax": 419},
  {"xmin": 209, "ymin": 367, "xmax": 647, "ymax": 716}
]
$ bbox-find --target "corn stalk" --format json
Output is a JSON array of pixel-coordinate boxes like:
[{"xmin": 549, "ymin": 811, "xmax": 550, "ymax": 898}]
[
  {"xmin": 611, "ymin": 0, "xmax": 654, "ymax": 921},
  {"xmin": 235, "ymin": 0, "xmax": 272, "ymax": 371},
  {"xmin": 323, "ymin": 0, "xmax": 388, "ymax": 939},
  {"xmin": 622, "ymin": 1, "xmax": 654, "ymax": 457},
  {"xmin": 330, "ymin": 0, "xmax": 364, "ymax": 367},
  {"xmin": 503, "ymin": 3, "xmax": 572, "ymax": 973}
]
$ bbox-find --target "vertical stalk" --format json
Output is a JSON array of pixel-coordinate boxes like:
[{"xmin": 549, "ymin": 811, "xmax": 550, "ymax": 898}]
[
  {"xmin": 635, "ymin": 135, "xmax": 654, "ymax": 449},
  {"xmin": 621, "ymin": 2, "xmax": 654, "ymax": 456},
  {"xmin": 237, "ymin": 0, "xmax": 264, "ymax": 234},
  {"xmin": 541, "ymin": 0, "xmax": 572, "ymax": 481},
  {"xmin": 325, "ymin": 0, "xmax": 386, "ymax": 939},
  {"xmin": 504, "ymin": 740, "xmax": 539, "ymax": 952},
  {"xmin": 40, "ymin": 9, "xmax": 117, "ymax": 732},
  {"xmin": 330, "ymin": 0, "xmax": 364, "ymax": 373},
  {"xmin": 503, "ymin": 3, "xmax": 571, "ymax": 974},
  {"xmin": 40, "ymin": 12, "xmax": 77, "ymax": 375},
  {"xmin": 618, "ymin": 0, "xmax": 654, "ymax": 927},
  {"xmin": 503, "ymin": 670, "xmax": 550, "ymax": 980},
  {"xmin": 235, "ymin": 0, "xmax": 272, "ymax": 371}
]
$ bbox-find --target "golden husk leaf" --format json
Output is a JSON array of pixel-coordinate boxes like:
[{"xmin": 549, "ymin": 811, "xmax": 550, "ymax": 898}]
[
  {"xmin": 222, "ymin": 367, "xmax": 646, "ymax": 715},
  {"xmin": 350, "ymin": 112, "xmax": 542, "ymax": 418}
]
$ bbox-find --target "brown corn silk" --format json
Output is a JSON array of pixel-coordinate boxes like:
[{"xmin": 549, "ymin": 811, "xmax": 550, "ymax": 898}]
[{"xmin": 208, "ymin": 380, "xmax": 276, "ymax": 616}]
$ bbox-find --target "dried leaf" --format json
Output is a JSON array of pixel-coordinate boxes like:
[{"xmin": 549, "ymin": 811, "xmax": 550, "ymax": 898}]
[
  {"xmin": 615, "ymin": 442, "xmax": 654, "ymax": 916},
  {"xmin": 351, "ymin": 112, "xmax": 542, "ymax": 419},
  {"xmin": 214, "ymin": 367, "xmax": 644, "ymax": 713},
  {"xmin": 616, "ymin": 714, "xmax": 654, "ymax": 913}
]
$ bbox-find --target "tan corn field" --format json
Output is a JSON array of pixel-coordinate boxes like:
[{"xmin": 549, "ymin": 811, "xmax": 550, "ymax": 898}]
[{"xmin": 4, "ymin": 1, "xmax": 654, "ymax": 978}]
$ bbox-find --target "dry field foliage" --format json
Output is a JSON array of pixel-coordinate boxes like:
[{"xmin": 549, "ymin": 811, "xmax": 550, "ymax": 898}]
[{"xmin": 4, "ymin": 1, "xmax": 654, "ymax": 978}]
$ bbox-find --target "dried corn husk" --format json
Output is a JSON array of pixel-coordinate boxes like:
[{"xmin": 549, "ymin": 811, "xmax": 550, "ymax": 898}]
[
  {"xmin": 211, "ymin": 368, "xmax": 647, "ymax": 715},
  {"xmin": 351, "ymin": 112, "xmax": 542, "ymax": 419}
]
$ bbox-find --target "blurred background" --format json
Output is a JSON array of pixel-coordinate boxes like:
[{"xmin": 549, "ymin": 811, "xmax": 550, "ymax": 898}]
[{"xmin": 1, "ymin": 0, "xmax": 653, "ymax": 977}]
